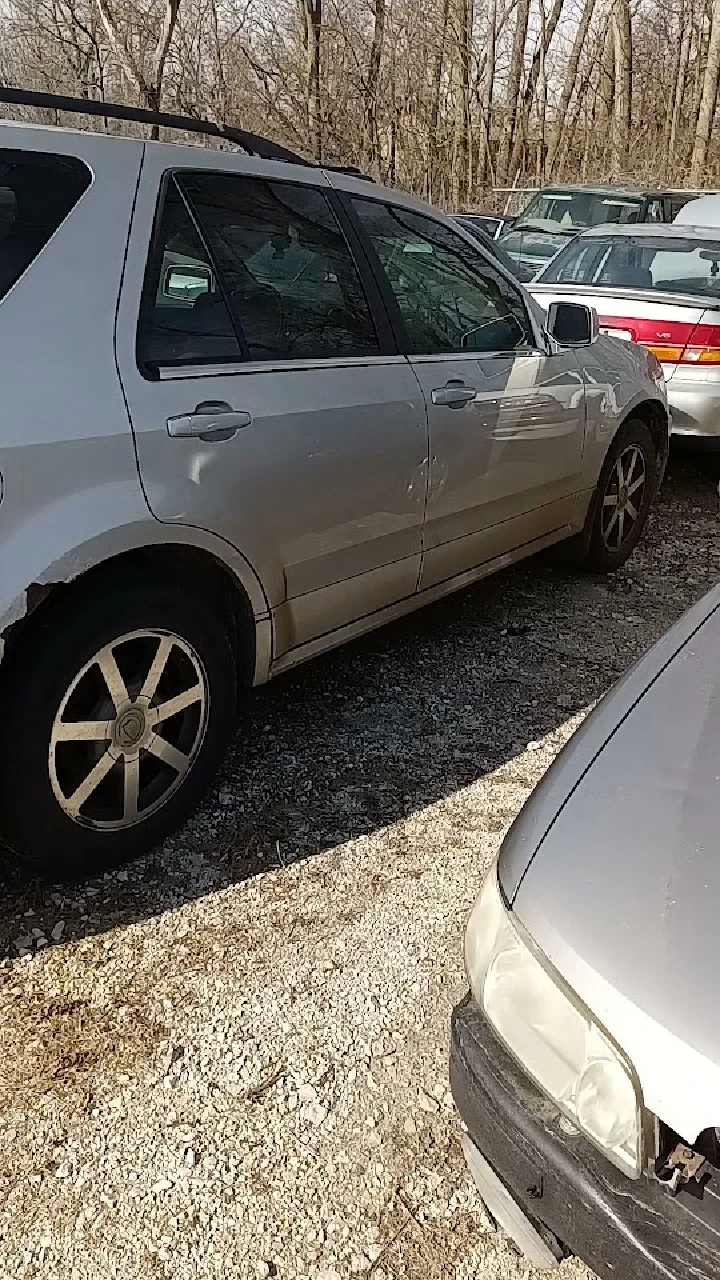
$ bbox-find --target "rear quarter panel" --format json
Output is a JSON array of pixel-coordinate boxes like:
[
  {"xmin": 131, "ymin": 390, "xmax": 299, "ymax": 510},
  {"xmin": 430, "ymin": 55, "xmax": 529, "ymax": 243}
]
[{"xmin": 0, "ymin": 127, "xmax": 150, "ymax": 643}]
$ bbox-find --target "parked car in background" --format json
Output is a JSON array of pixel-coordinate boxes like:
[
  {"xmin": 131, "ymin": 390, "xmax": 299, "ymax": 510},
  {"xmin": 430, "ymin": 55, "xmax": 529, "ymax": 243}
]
[
  {"xmin": 498, "ymin": 223, "xmax": 577, "ymax": 278},
  {"xmin": 498, "ymin": 185, "xmax": 711, "ymax": 279},
  {"xmin": 0, "ymin": 89, "xmax": 669, "ymax": 877},
  {"xmin": 451, "ymin": 214, "xmax": 535, "ymax": 282},
  {"xmin": 530, "ymin": 224, "xmax": 720, "ymax": 444},
  {"xmin": 451, "ymin": 581, "xmax": 720, "ymax": 1280}
]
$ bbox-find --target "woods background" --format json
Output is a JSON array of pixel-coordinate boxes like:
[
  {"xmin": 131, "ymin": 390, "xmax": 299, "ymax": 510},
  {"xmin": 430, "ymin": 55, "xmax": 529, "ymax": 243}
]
[{"xmin": 1, "ymin": 0, "xmax": 720, "ymax": 210}]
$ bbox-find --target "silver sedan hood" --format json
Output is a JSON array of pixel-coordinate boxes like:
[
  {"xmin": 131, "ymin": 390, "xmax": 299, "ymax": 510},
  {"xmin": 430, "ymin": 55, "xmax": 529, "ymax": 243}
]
[{"xmin": 500, "ymin": 584, "xmax": 720, "ymax": 1143}]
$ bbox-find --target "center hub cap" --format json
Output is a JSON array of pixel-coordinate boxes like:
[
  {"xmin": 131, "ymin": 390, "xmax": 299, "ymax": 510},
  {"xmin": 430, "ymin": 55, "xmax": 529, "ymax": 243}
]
[{"xmin": 115, "ymin": 706, "xmax": 146, "ymax": 750}]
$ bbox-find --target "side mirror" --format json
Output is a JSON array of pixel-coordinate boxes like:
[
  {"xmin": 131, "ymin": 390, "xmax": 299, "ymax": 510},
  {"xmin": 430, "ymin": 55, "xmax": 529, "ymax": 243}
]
[
  {"xmin": 546, "ymin": 300, "xmax": 598, "ymax": 347},
  {"xmin": 163, "ymin": 262, "xmax": 212, "ymax": 300}
]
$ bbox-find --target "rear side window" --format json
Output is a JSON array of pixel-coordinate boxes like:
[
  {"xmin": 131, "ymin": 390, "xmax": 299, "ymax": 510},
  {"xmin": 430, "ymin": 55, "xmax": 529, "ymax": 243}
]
[
  {"xmin": 138, "ymin": 171, "xmax": 380, "ymax": 371},
  {"xmin": 0, "ymin": 150, "xmax": 90, "ymax": 303}
]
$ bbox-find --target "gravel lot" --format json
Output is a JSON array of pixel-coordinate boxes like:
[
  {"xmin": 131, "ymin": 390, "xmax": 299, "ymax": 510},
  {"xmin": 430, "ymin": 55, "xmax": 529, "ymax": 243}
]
[{"xmin": 0, "ymin": 448, "xmax": 718, "ymax": 1280}]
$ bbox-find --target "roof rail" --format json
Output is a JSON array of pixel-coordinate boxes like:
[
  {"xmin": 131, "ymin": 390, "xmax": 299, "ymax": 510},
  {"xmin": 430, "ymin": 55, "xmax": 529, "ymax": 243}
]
[
  {"xmin": 324, "ymin": 163, "xmax": 375, "ymax": 183},
  {"xmin": 0, "ymin": 85, "xmax": 312, "ymax": 166}
]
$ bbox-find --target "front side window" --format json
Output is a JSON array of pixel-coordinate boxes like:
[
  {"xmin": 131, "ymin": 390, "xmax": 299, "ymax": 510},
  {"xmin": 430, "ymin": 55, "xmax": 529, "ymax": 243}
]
[
  {"xmin": 0, "ymin": 150, "xmax": 90, "ymax": 303},
  {"xmin": 352, "ymin": 199, "xmax": 531, "ymax": 356},
  {"xmin": 178, "ymin": 173, "xmax": 379, "ymax": 362}
]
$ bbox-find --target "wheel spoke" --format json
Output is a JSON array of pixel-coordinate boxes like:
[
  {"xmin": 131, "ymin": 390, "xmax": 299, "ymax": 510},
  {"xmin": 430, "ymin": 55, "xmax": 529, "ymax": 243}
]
[
  {"xmin": 616, "ymin": 509, "xmax": 626, "ymax": 544},
  {"xmin": 625, "ymin": 498, "xmax": 638, "ymax": 522},
  {"xmin": 624, "ymin": 448, "xmax": 638, "ymax": 485},
  {"xmin": 97, "ymin": 646, "xmax": 130, "ymax": 712},
  {"xmin": 605, "ymin": 507, "xmax": 620, "ymax": 539},
  {"xmin": 628, "ymin": 472, "xmax": 645, "ymax": 497},
  {"xmin": 123, "ymin": 755, "xmax": 140, "ymax": 822},
  {"xmin": 147, "ymin": 733, "xmax": 189, "ymax": 774},
  {"xmin": 603, "ymin": 493, "xmax": 618, "ymax": 507},
  {"xmin": 65, "ymin": 749, "xmax": 115, "ymax": 817},
  {"xmin": 614, "ymin": 456, "xmax": 625, "ymax": 488},
  {"xmin": 140, "ymin": 636, "xmax": 174, "ymax": 702},
  {"xmin": 148, "ymin": 682, "xmax": 203, "ymax": 726},
  {"xmin": 54, "ymin": 720, "xmax": 112, "ymax": 742}
]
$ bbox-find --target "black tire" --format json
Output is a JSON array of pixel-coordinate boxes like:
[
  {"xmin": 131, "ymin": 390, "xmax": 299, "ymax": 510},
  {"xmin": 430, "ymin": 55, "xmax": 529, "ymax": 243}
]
[
  {"xmin": 578, "ymin": 417, "xmax": 658, "ymax": 573},
  {"xmin": 0, "ymin": 579, "xmax": 237, "ymax": 878}
]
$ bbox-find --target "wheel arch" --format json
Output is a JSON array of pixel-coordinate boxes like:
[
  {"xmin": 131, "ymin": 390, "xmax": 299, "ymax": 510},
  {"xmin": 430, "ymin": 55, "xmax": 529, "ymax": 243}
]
[
  {"xmin": 623, "ymin": 396, "xmax": 671, "ymax": 478},
  {"xmin": 0, "ymin": 530, "xmax": 273, "ymax": 690}
]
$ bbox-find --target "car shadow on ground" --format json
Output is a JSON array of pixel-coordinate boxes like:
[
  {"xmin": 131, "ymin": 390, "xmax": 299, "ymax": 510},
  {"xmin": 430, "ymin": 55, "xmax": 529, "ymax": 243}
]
[{"xmin": 0, "ymin": 446, "xmax": 717, "ymax": 958}]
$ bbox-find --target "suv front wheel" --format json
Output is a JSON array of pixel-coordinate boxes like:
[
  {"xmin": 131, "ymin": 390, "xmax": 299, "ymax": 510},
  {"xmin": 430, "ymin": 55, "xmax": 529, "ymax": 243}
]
[
  {"xmin": 578, "ymin": 417, "xmax": 658, "ymax": 572},
  {"xmin": 0, "ymin": 580, "xmax": 237, "ymax": 878}
]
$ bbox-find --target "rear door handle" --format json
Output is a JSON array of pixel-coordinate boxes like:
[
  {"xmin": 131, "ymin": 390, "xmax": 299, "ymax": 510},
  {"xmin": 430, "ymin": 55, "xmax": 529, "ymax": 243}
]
[
  {"xmin": 167, "ymin": 401, "xmax": 252, "ymax": 441},
  {"xmin": 431, "ymin": 381, "xmax": 477, "ymax": 408}
]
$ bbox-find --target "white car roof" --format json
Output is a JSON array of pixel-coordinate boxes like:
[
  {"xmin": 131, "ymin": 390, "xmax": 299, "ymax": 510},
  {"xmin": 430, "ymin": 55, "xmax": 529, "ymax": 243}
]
[{"xmin": 673, "ymin": 192, "xmax": 720, "ymax": 227}]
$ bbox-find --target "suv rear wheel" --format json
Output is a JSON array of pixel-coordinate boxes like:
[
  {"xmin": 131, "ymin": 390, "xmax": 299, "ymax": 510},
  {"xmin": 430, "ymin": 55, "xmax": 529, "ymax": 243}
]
[{"xmin": 0, "ymin": 580, "xmax": 237, "ymax": 878}]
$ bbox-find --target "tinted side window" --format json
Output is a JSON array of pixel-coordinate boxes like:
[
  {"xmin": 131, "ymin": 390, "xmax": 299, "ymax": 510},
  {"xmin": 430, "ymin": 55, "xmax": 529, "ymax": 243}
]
[
  {"xmin": 0, "ymin": 150, "xmax": 90, "ymax": 303},
  {"xmin": 352, "ymin": 199, "xmax": 532, "ymax": 356},
  {"xmin": 138, "ymin": 178, "xmax": 243, "ymax": 371},
  {"xmin": 178, "ymin": 173, "xmax": 380, "ymax": 361},
  {"xmin": 668, "ymin": 197, "xmax": 691, "ymax": 221}
]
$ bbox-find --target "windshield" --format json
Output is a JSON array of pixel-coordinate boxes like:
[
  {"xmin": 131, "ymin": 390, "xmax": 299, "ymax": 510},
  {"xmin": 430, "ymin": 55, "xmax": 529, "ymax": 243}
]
[
  {"xmin": 539, "ymin": 235, "xmax": 720, "ymax": 299},
  {"xmin": 520, "ymin": 189, "xmax": 645, "ymax": 231},
  {"xmin": 499, "ymin": 227, "xmax": 574, "ymax": 269}
]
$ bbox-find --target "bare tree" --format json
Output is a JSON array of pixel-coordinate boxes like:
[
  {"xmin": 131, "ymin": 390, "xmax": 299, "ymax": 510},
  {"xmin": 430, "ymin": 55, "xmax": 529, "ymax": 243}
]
[
  {"xmin": 298, "ymin": 0, "xmax": 322, "ymax": 159},
  {"xmin": 611, "ymin": 0, "xmax": 632, "ymax": 176},
  {"xmin": 427, "ymin": 0, "xmax": 450, "ymax": 199},
  {"xmin": 545, "ymin": 0, "xmax": 596, "ymax": 176},
  {"xmin": 1, "ymin": 0, "xmax": 720, "ymax": 204},
  {"xmin": 362, "ymin": 0, "xmax": 385, "ymax": 169},
  {"xmin": 508, "ymin": 0, "xmax": 565, "ymax": 180},
  {"xmin": 475, "ymin": 0, "xmax": 497, "ymax": 187},
  {"xmin": 495, "ymin": 0, "xmax": 530, "ymax": 186},
  {"xmin": 96, "ymin": 0, "xmax": 181, "ymax": 132},
  {"xmin": 690, "ymin": 0, "xmax": 720, "ymax": 182}
]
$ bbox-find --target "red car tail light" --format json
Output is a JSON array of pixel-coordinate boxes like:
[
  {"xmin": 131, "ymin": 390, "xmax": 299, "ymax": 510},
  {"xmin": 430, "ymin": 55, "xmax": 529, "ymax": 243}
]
[
  {"xmin": 682, "ymin": 323, "xmax": 720, "ymax": 364},
  {"xmin": 598, "ymin": 315, "xmax": 720, "ymax": 365}
]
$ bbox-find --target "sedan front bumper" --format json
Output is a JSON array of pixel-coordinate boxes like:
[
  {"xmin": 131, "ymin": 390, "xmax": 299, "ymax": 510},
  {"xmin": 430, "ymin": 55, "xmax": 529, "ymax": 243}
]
[{"xmin": 450, "ymin": 994, "xmax": 720, "ymax": 1278}]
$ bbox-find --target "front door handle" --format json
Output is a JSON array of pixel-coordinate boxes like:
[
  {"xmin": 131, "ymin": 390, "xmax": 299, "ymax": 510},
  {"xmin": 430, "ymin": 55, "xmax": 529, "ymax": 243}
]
[
  {"xmin": 431, "ymin": 381, "xmax": 477, "ymax": 408},
  {"xmin": 167, "ymin": 401, "xmax": 252, "ymax": 441}
]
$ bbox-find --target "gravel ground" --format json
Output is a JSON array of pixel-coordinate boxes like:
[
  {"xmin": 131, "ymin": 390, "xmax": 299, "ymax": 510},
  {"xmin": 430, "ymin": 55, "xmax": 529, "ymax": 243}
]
[{"xmin": 0, "ymin": 447, "xmax": 718, "ymax": 1280}]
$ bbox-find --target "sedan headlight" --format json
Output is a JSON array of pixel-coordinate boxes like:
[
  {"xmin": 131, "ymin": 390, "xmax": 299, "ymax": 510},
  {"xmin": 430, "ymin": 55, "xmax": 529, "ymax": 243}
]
[{"xmin": 465, "ymin": 866, "xmax": 642, "ymax": 1177}]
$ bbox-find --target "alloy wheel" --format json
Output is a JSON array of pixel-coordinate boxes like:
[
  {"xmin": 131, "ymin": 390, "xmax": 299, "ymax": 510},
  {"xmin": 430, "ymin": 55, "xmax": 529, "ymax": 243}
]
[
  {"xmin": 600, "ymin": 445, "xmax": 647, "ymax": 552},
  {"xmin": 48, "ymin": 629, "xmax": 209, "ymax": 830}
]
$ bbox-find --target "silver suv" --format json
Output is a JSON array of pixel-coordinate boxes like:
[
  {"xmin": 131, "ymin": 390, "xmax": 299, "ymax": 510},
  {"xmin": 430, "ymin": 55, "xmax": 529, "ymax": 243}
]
[{"xmin": 0, "ymin": 92, "xmax": 670, "ymax": 877}]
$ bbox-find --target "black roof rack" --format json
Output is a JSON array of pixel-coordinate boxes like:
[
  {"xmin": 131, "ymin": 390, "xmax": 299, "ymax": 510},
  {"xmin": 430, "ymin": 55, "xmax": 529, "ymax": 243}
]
[{"xmin": 0, "ymin": 85, "xmax": 312, "ymax": 166}]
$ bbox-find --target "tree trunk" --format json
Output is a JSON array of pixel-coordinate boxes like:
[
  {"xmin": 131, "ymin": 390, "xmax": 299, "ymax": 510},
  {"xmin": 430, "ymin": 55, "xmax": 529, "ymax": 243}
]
[
  {"xmin": 495, "ymin": 0, "xmax": 530, "ymax": 186},
  {"xmin": 428, "ymin": 0, "xmax": 450, "ymax": 199},
  {"xmin": 452, "ymin": 0, "xmax": 473, "ymax": 206},
  {"xmin": 362, "ymin": 0, "xmax": 385, "ymax": 170},
  {"xmin": 611, "ymin": 0, "xmax": 632, "ymax": 176},
  {"xmin": 668, "ymin": 2, "xmax": 691, "ymax": 163},
  {"xmin": 475, "ymin": 0, "xmax": 497, "ymax": 187},
  {"xmin": 545, "ymin": 0, "xmax": 595, "ymax": 175},
  {"xmin": 96, "ymin": 0, "xmax": 180, "ymax": 137},
  {"xmin": 508, "ymin": 0, "xmax": 564, "ymax": 180},
  {"xmin": 690, "ymin": 0, "xmax": 720, "ymax": 182},
  {"xmin": 298, "ymin": 0, "xmax": 322, "ymax": 160}
]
